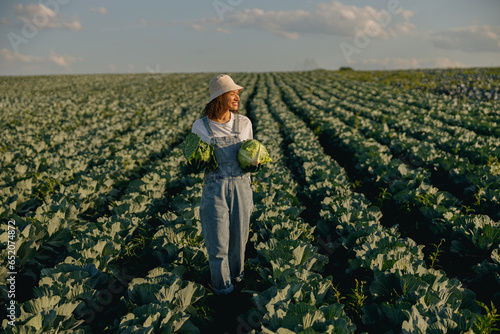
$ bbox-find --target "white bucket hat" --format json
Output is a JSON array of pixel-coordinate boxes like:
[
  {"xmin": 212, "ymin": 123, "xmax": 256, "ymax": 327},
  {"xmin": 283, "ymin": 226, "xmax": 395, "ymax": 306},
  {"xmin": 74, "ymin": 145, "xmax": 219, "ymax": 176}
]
[{"xmin": 209, "ymin": 74, "xmax": 243, "ymax": 102}]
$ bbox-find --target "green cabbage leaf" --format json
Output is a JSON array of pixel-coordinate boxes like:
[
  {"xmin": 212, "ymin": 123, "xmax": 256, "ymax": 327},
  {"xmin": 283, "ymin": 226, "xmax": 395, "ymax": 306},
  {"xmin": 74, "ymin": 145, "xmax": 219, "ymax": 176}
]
[
  {"xmin": 181, "ymin": 132, "xmax": 218, "ymax": 171},
  {"xmin": 238, "ymin": 139, "xmax": 272, "ymax": 168}
]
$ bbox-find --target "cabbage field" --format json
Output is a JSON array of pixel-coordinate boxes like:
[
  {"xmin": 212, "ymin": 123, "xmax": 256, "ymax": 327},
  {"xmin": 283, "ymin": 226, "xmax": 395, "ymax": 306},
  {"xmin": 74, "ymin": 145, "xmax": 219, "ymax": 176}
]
[{"xmin": 1, "ymin": 68, "xmax": 499, "ymax": 333}]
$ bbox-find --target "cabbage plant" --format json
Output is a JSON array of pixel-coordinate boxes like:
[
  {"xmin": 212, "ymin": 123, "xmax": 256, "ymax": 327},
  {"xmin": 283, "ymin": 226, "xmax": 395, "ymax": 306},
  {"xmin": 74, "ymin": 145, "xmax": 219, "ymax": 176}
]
[
  {"xmin": 181, "ymin": 133, "xmax": 217, "ymax": 172},
  {"xmin": 238, "ymin": 139, "xmax": 272, "ymax": 168}
]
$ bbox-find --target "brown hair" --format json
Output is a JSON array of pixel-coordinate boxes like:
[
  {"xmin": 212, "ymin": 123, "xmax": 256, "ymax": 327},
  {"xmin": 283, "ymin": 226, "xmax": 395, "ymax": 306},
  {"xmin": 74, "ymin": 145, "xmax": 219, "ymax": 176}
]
[{"xmin": 202, "ymin": 92, "xmax": 239, "ymax": 119}]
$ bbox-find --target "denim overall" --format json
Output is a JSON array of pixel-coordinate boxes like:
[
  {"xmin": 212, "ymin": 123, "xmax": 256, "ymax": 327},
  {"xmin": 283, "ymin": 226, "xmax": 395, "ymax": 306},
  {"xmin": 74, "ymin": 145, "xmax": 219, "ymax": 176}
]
[{"xmin": 199, "ymin": 113, "xmax": 253, "ymax": 294}]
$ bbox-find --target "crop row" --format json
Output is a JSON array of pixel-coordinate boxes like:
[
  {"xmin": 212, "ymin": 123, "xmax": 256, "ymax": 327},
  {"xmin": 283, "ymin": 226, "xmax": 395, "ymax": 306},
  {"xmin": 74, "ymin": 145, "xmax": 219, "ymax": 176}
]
[
  {"xmin": 279, "ymin": 72, "xmax": 500, "ymax": 219},
  {"xmin": 270, "ymin": 72, "xmax": 500, "ymax": 309},
  {"xmin": 0, "ymin": 144, "xmax": 203, "ymax": 332},
  {"xmin": 280, "ymin": 70, "xmax": 500, "ymax": 250},
  {"xmin": 298, "ymin": 71, "xmax": 500, "ymax": 168},
  {"xmin": 1, "ymin": 70, "xmax": 498, "ymax": 333},
  {"xmin": 1, "ymin": 74, "xmax": 282, "ymax": 333},
  {"xmin": 241, "ymin": 75, "xmax": 356, "ymax": 333},
  {"xmin": 316, "ymin": 74, "xmax": 500, "ymax": 200},
  {"xmin": 262, "ymin": 73, "xmax": 491, "ymax": 333},
  {"xmin": 324, "ymin": 72, "xmax": 500, "ymax": 138},
  {"xmin": 303, "ymin": 70, "xmax": 500, "ymax": 139},
  {"xmin": 0, "ymin": 73, "xmax": 208, "ymax": 173},
  {"xmin": 0, "ymin": 76, "xmax": 212, "ymax": 287},
  {"xmin": 343, "ymin": 68, "xmax": 500, "ymax": 103},
  {"xmin": 0, "ymin": 73, "xmax": 231, "ymax": 332},
  {"xmin": 0, "ymin": 75, "xmax": 212, "ymax": 226}
]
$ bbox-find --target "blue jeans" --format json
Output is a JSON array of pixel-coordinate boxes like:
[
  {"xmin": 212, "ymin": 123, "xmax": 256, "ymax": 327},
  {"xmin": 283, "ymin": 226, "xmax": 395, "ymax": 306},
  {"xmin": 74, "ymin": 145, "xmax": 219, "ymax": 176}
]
[
  {"xmin": 200, "ymin": 174, "xmax": 253, "ymax": 294},
  {"xmin": 200, "ymin": 133, "xmax": 253, "ymax": 294}
]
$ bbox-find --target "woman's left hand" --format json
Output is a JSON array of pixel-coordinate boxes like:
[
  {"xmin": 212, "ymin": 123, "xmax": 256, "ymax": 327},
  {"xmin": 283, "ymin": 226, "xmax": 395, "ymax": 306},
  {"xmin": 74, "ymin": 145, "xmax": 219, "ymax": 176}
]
[{"xmin": 188, "ymin": 160, "xmax": 207, "ymax": 173}]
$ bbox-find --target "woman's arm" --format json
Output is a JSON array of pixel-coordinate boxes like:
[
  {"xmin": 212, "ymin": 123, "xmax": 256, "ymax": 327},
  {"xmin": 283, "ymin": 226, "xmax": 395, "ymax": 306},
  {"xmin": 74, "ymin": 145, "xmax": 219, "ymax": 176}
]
[{"xmin": 191, "ymin": 119, "xmax": 211, "ymax": 143}]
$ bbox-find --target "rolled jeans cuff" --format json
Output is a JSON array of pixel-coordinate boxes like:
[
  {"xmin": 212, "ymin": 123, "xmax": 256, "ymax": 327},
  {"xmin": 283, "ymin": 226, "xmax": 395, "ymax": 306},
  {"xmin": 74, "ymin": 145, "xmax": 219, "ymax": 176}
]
[
  {"xmin": 213, "ymin": 283, "xmax": 234, "ymax": 295},
  {"xmin": 232, "ymin": 272, "xmax": 244, "ymax": 283}
]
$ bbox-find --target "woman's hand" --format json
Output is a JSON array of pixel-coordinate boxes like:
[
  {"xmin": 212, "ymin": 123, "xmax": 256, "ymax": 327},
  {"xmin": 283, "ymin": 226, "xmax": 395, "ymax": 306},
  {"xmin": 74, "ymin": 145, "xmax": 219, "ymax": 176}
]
[
  {"xmin": 188, "ymin": 160, "xmax": 207, "ymax": 173},
  {"xmin": 243, "ymin": 164, "xmax": 262, "ymax": 173}
]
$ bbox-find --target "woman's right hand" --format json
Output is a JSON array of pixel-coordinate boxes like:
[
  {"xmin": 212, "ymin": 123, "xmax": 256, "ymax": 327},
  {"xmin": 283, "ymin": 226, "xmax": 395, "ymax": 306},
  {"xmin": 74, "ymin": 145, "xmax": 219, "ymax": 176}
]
[{"xmin": 243, "ymin": 164, "xmax": 262, "ymax": 173}]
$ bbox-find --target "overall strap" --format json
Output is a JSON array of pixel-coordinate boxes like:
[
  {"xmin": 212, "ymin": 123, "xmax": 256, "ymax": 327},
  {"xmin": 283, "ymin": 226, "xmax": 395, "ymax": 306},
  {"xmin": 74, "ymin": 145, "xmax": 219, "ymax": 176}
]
[
  {"xmin": 233, "ymin": 113, "xmax": 240, "ymax": 134},
  {"xmin": 202, "ymin": 116, "xmax": 214, "ymax": 137}
]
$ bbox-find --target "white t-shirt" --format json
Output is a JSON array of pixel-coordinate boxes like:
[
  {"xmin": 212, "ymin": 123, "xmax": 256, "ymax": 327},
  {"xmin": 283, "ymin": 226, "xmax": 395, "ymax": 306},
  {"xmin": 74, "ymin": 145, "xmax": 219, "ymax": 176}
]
[{"xmin": 191, "ymin": 112, "xmax": 253, "ymax": 143}]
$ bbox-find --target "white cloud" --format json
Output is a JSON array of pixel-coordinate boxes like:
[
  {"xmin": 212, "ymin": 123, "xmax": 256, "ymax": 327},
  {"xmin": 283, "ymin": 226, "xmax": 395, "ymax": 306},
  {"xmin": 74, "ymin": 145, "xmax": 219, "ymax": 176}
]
[
  {"xmin": 357, "ymin": 57, "xmax": 419, "ymax": 69},
  {"xmin": 215, "ymin": 27, "xmax": 230, "ymax": 34},
  {"xmin": 90, "ymin": 7, "xmax": 108, "ymax": 15},
  {"xmin": 174, "ymin": 0, "xmax": 415, "ymax": 40},
  {"xmin": 109, "ymin": 63, "xmax": 116, "ymax": 71},
  {"xmin": 190, "ymin": 23, "xmax": 208, "ymax": 32},
  {"xmin": 389, "ymin": 21, "xmax": 418, "ymax": 38},
  {"xmin": 1, "ymin": 17, "xmax": 14, "ymax": 25},
  {"xmin": 432, "ymin": 57, "xmax": 467, "ymax": 68},
  {"xmin": 429, "ymin": 25, "xmax": 500, "ymax": 53},
  {"xmin": 140, "ymin": 19, "xmax": 169, "ymax": 27},
  {"xmin": 22, "ymin": 64, "xmax": 42, "ymax": 72},
  {"xmin": 354, "ymin": 57, "xmax": 466, "ymax": 70},
  {"xmin": 1, "ymin": 48, "xmax": 83, "ymax": 71},
  {"xmin": 12, "ymin": 3, "xmax": 82, "ymax": 31},
  {"xmin": 0, "ymin": 48, "xmax": 43, "ymax": 63},
  {"xmin": 49, "ymin": 50, "xmax": 83, "ymax": 67}
]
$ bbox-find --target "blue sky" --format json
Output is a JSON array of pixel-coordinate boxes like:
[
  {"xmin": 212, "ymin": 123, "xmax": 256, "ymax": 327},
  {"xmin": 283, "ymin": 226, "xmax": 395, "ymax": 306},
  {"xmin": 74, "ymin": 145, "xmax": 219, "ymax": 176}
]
[{"xmin": 0, "ymin": 0, "xmax": 499, "ymax": 76}]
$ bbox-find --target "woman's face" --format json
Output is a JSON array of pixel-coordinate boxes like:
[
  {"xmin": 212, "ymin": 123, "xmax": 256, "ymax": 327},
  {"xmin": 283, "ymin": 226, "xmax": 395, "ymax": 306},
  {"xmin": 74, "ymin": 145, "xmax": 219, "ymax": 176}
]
[{"xmin": 222, "ymin": 90, "xmax": 240, "ymax": 111}]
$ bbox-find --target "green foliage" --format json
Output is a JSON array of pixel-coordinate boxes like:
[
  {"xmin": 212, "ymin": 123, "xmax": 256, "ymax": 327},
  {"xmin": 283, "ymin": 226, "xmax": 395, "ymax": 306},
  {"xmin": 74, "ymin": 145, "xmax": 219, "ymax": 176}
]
[
  {"xmin": 238, "ymin": 139, "xmax": 273, "ymax": 168},
  {"xmin": 351, "ymin": 179, "xmax": 363, "ymax": 190},
  {"xmin": 118, "ymin": 267, "xmax": 205, "ymax": 333},
  {"xmin": 181, "ymin": 132, "xmax": 218, "ymax": 172},
  {"xmin": 33, "ymin": 176, "xmax": 62, "ymax": 200},
  {"xmin": 376, "ymin": 187, "xmax": 392, "ymax": 208},
  {"xmin": 346, "ymin": 279, "xmax": 367, "ymax": 322},
  {"xmin": 487, "ymin": 156, "xmax": 500, "ymax": 176},
  {"xmin": 428, "ymin": 239, "xmax": 445, "ymax": 269},
  {"xmin": 1, "ymin": 69, "xmax": 498, "ymax": 333},
  {"xmin": 473, "ymin": 301, "xmax": 500, "ymax": 334},
  {"xmin": 331, "ymin": 284, "xmax": 345, "ymax": 305}
]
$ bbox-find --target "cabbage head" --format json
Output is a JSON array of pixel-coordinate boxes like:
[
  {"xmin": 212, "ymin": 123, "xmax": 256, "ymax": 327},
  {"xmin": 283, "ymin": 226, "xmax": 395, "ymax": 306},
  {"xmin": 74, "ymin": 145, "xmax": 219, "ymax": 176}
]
[
  {"xmin": 182, "ymin": 132, "xmax": 218, "ymax": 171},
  {"xmin": 238, "ymin": 139, "xmax": 272, "ymax": 168}
]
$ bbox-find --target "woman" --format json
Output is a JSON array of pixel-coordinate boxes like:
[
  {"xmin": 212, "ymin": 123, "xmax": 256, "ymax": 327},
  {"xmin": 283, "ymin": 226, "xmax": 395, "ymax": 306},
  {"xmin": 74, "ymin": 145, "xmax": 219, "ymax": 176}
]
[{"xmin": 191, "ymin": 74, "xmax": 254, "ymax": 295}]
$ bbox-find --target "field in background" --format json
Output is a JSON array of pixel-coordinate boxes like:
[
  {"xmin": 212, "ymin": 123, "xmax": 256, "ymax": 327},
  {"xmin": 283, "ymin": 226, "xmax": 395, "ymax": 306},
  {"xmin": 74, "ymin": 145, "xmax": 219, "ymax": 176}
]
[{"xmin": 1, "ymin": 68, "xmax": 499, "ymax": 333}]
